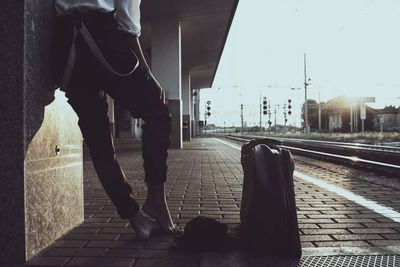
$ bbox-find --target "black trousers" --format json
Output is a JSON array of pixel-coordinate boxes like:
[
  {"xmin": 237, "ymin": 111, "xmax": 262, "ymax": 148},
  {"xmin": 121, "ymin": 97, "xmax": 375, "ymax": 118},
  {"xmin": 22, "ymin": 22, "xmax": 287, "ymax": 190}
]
[{"xmin": 63, "ymin": 12, "xmax": 171, "ymax": 219}]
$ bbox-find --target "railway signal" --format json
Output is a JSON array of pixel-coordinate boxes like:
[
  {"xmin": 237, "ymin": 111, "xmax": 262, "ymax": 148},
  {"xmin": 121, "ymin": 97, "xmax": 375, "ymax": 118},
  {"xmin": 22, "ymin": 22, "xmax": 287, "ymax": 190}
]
[
  {"xmin": 204, "ymin": 101, "xmax": 211, "ymax": 127},
  {"xmin": 263, "ymin": 97, "xmax": 268, "ymax": 115},
  {"xmin": 283, "ymin": 104, "xmax": 288, "ymax": 126},
  {"xmin": 268, "ymin": 101, "xmax": 272, "ymax": 133}
]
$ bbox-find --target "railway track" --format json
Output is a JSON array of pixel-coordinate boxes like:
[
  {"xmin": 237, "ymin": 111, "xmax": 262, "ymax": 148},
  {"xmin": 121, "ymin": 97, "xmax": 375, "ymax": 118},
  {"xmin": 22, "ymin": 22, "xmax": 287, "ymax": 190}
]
[{"xmin": 225, "ymin": 134, "xmax": 400, "ymax": 176}]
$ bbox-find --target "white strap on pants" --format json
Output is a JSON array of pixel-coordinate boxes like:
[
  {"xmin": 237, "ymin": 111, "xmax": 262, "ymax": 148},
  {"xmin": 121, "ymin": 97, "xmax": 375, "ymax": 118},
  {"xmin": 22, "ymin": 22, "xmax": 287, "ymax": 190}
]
[{"xmin": 60, "ymin": 21, "xmax": 139, "ymax": 92}]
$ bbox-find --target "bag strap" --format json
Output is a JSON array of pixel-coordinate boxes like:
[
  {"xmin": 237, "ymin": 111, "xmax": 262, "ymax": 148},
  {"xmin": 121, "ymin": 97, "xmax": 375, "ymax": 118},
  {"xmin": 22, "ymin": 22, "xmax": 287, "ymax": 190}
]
[
  {"xmin": 59, "ymin": 25, "xmax": 79, "ymax": 92},
  {"xmin": 59, "ymin": 19, "xmax": 139, "ymax": 92},
  {"xmin": 79, "ymin": 22, "xmax": 139, "ymax": 77}
]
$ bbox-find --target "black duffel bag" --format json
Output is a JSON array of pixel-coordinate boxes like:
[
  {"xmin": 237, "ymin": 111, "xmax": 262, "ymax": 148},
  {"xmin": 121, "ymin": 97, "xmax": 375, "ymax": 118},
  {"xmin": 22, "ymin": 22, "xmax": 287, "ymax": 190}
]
[{"xmin": 240, "ymin": 138, "xmax": 301, "ymax": 257}]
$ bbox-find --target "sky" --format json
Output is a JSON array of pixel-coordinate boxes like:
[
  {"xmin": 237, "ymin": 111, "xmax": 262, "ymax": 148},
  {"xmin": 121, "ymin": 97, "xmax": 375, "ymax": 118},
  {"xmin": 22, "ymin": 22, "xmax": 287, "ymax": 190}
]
[{"xmin": 200, "ymin": 0, "xmax": 400, "ymax": 127}]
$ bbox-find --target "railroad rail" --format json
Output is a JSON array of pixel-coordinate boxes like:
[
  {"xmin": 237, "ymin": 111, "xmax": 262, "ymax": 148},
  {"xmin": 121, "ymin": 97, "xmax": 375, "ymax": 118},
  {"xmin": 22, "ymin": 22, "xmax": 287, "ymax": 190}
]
[{"xmin": 225, "ymin": 134, "xmax": 400, "ymax": 175}]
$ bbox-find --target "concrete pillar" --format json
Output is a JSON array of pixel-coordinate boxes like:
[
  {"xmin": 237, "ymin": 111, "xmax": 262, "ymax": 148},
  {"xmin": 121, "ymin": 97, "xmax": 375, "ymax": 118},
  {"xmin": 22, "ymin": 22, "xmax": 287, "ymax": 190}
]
[
  {"xmin": 151, "ymin": 16, "xmax": 182, "ymax": 148},
  {"xmin": 191, "ymin": 89, "xmax": 195, "ymax": 138},
  {"xmin": 194, "ymin": 89, "xmax": 201, "ymax": 136},
  {"xmin": 182, "ymin": 71, "xmax": 191, "ymax": 141},
  {"xmin": 116, "ymin": 107, "xmax": 134, "ymax": 138},
  {"xmin": 132, "ymin": 118, "xmax": 143, "ymax": 139},
  {"xmin": 107, "ymin": 95, "xmax": 115, "ymax": 136},
  {"xmin": 0, "ymin": 1, "xmax": 83, "ymax": 263}
]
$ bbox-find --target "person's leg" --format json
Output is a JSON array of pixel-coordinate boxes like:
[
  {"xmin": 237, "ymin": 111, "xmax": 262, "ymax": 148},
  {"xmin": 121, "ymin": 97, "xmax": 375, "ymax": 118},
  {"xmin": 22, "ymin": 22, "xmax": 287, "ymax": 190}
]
[
  {"xmin": 66, "ymin": 89, "xmax": 159, "ymax": 239},
  {"xmin": 62, "ymin": 13, "xmax": 161, "ymax": 240},
  {"xmin": 71, "ymin": 17, "xmax": 177, "ymax": 232},
  {"xmin": 104, "ymin": 68, "xmax": 178, "ymax": 232},
  {"xmin": 141, "ymin": 103, "xmax": 176, "ymax": 232}
]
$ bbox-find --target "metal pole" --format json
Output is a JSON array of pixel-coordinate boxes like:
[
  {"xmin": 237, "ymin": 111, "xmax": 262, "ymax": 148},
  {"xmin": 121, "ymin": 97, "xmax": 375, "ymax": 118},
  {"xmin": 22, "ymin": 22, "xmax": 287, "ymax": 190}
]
[
  {"xmin": 283, "ymin": 104, "xmax": 287, "ymax": 127},
  {"xmin": 355, "ymin": 107, "xmax": 358, "ymax": 132},
  {"xmin": 304, "ymin": 53, "xmax": 309, "ymax": 133},
  {"xmin": 204, "ymin": 104, "xmax": 207, "ymax": 137},
  {"xmin": 362, "ymin": 119, "xmax": 364, "ymax": 133},
  {"xmin": 259, "ymin": 92, "xmax": 262, "ymax": 132},
  {"xmin": 318, "ymin": 90, "xmax": 321, "ymax": 132},
  {"xmin": 193, "ymin": 89, "xmax": 200, "ymax": 137},
  {"xmin": 224, "ymin": 122, "xmax": 226, "ymax": 135},
  {"xmin": 240, "ymin": 104, "xmax": 244, "ymax": 134},
  {"xmin": 268, "ymin": 101, "xmax": 271, "ymax": 134},
  {"xmin": 274, "ymin": 105, "xmax": 277, "ymax": 134},
  {"xmin": 350, "ymin": 106, "xmax": 353, "ymax": 133}
]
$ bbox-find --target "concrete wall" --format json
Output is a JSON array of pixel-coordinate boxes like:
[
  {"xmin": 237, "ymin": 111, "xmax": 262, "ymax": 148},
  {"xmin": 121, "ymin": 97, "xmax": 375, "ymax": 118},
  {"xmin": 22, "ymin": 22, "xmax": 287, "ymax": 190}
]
[
  {"xmin": 0, "ymin": 1, "xmax": 26, "ymax": 261},
  {"xmin": 0, "ymin": 0, "xmax": 84, "ymax": 262},
  {"xmin": 24, "ymin": 91, "xmax": 83, "ymax": 260}
]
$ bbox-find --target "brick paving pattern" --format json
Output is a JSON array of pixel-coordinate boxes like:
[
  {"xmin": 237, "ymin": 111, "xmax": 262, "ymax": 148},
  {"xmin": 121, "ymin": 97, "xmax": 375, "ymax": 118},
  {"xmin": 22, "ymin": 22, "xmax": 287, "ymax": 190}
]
[
  {"xmin": 294, "ymin": 156, "xmax": 400, "ymax": 248},
  {"xmin": 26, "ymin": 138, "xmax": 400, "ymax": 266}
]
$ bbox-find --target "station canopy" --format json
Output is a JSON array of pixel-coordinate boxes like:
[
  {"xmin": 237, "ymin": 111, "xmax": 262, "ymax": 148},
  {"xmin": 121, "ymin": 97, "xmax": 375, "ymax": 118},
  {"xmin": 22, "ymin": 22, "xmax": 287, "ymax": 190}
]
[{"xmin": 141, "ymin": 0, "xmax": 239, "ymax": 89}]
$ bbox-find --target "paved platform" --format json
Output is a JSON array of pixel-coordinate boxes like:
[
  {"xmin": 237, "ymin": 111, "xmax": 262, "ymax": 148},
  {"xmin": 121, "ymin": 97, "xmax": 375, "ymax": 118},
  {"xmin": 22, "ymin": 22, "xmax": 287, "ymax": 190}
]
[{"xmin": 27, "ymin": 138, "xmax": 400, "ymax": 266}]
